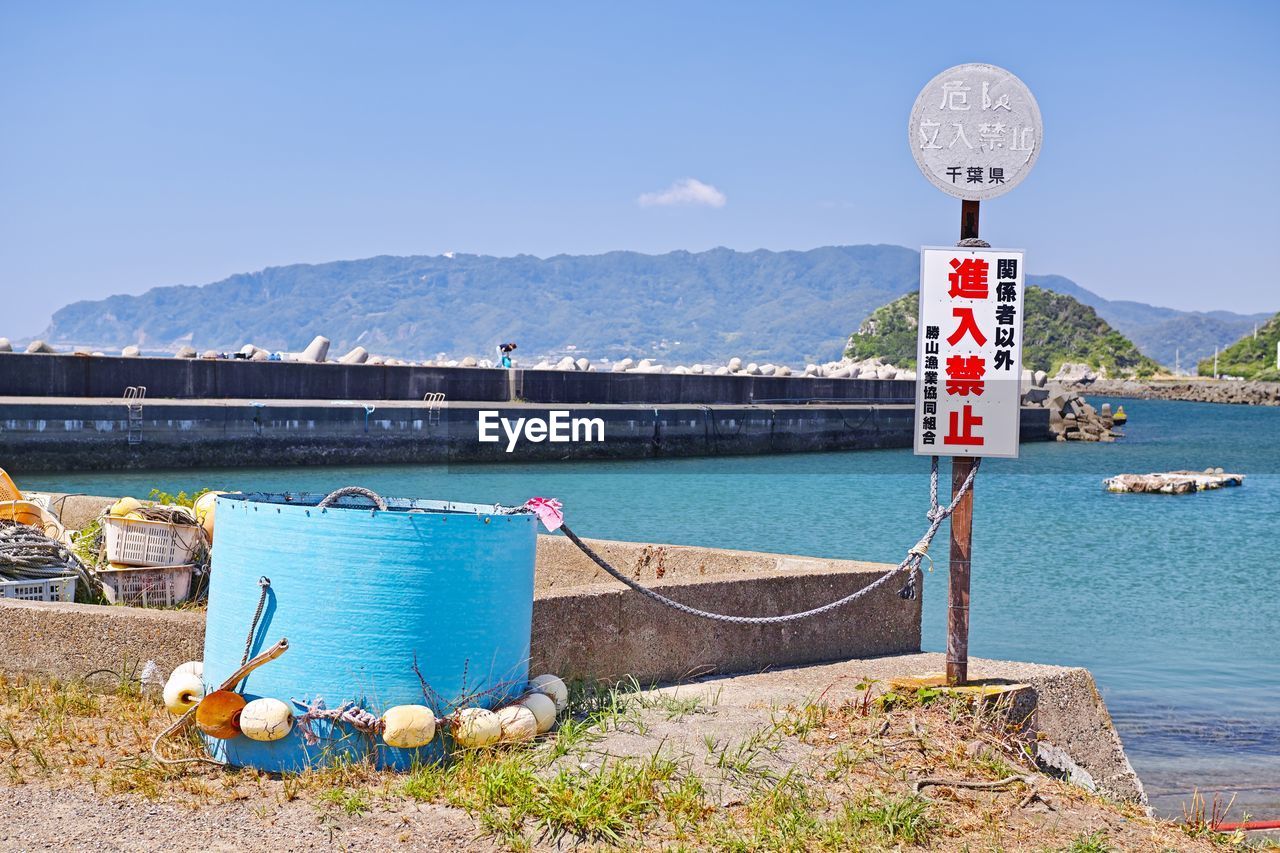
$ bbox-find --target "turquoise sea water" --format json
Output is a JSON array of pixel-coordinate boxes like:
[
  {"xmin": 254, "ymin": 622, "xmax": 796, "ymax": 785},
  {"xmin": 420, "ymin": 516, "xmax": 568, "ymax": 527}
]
[{"xmin": 24, "ymin": 398, "xmax": 1280, "ymax": 818}]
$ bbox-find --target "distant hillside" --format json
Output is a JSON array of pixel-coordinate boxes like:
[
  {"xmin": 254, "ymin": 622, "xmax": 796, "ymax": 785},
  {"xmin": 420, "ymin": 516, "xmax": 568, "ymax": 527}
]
[
  {"xmin": 39, "ymin": 246, "xmax": 922, "ymax": 365},
  {"xmin": 845, "ymin": 287, "xmax": 1160, "ymax": 378},
  {"xmin": 1028, "ymin": 274, "xmax": 1270, "ymax": 370},
  {"xmin": 36, "ymin": 245, "xmax": 1269, "ymax": 368},
  {"xmin": 1197, "ymin": 311, "xmax": 1280, "ymax": 380}
]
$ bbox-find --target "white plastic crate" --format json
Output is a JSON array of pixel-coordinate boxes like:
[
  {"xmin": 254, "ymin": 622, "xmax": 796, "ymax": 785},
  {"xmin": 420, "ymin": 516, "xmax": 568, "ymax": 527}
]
[
  {"xmin": 102, "ymin": 516, "xmax": 204, "ymax": 567},
  {"xmin": 0, "ymin": 574, "xmax": 77, "ymax": 602},
  {"xmin": 98, "ymin": 564, "xmax": 194, "ymax": 607}
]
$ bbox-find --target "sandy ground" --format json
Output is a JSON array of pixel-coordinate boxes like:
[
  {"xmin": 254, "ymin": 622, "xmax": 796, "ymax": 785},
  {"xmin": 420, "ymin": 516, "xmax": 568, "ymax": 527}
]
[{"xmin": 1, "ymin": 786, "xmax": 496, "ymax": 852}]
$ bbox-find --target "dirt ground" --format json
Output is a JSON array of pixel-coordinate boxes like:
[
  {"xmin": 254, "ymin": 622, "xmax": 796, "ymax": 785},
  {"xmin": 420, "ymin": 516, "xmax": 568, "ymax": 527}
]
[{"xmin": 0, "ymin": 657, "xmax": 1250, "ymax": 852}]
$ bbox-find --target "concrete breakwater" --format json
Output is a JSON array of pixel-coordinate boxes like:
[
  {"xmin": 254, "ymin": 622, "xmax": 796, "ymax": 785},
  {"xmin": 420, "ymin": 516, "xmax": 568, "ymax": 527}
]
[
  {"xmin": 0, "ymin": 353, "xmax": 913, "ymax": 406},
  {"xmin": 0, "ymin": 397, "xmax": 1051, "ymax": 472},
  {"xmin": 1085, "ymin": 378, "xmax": 1280, "ymax": 406}
]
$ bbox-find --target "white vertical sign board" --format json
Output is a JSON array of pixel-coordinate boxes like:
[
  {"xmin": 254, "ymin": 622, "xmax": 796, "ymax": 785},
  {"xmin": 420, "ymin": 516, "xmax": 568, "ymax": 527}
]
[{"xmin": 913, "ymin": 246, "xmax": 1025, "ymax": 459}]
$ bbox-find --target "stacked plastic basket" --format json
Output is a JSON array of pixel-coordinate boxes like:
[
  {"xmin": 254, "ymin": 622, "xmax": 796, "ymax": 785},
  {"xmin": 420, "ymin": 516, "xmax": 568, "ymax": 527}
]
[{"xmin": 100, "ymin": 515, "xmax": 204, "ymax": 606}]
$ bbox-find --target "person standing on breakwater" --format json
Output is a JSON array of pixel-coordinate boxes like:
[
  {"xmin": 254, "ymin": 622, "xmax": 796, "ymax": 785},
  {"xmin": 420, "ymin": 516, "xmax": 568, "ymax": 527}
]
[{"xmin": 498, "ymin": 342, "xmax": 517, "ymax": 368}]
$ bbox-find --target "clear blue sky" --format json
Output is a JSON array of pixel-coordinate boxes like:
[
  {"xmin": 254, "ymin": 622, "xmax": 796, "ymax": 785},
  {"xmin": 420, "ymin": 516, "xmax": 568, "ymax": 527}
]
[{"xmin": 2, "ymin": 1, "xmax": 1277, "ymax": 336}]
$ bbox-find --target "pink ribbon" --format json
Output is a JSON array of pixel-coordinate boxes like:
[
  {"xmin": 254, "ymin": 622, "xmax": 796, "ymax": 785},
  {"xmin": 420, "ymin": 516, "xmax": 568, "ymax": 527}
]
[{"xmin": 524, "ymin": 497, "xmax": 564, "ymax": 532}]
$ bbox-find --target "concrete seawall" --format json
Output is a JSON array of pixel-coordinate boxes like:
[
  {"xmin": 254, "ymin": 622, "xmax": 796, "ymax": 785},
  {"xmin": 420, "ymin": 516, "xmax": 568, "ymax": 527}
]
[
  {"xmin": 0, "ymin": 353, "xmax": 914, "ymax": 405},
  {"xmin": 0, "ymin": 397, "xmax": 1051, "ymax": 472}
]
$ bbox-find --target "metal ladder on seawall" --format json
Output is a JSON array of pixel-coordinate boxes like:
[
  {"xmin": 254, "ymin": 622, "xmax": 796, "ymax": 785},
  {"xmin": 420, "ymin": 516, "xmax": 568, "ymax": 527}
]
[
  {"xmin": 123, "ymin": 386, "xmax": 146, "ymax": 445},
  {"xmin": 424, "ymin": 392, "xmax": 446, "ymax": 425}
]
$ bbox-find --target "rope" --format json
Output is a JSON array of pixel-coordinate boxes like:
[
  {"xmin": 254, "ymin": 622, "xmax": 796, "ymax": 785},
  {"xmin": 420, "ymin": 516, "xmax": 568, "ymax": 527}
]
[
  {"xmin": 0, "ymin": 521, "xmax": 93, "ymax": 592},
  {"xmin": 134, "ymin": 506, "xmax": 200, "ymax": 526},
  {"xmin": 559, "ymin": 456, "xmax": 980, "ymax": 625},
  {"xmin": 240, "ymin": 576, "xmax": 271, "ymax": 667},
  {"xmin": 318, "ymin": 486, "xmax": 388, "ymax": 511},
  {"xmin": 291, "ymin": 697, "xmax": 386, "ymax": 745},
  {"xmin": 915, "ymin": 774, "xmax": 1035, "ymax": 798}
]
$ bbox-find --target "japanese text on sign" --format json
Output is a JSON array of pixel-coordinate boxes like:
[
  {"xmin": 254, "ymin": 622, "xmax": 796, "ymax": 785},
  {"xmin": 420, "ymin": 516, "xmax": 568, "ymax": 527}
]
[{"xmin": 914, "ymin": 247, "xmax": 1025, "ymax": 459}]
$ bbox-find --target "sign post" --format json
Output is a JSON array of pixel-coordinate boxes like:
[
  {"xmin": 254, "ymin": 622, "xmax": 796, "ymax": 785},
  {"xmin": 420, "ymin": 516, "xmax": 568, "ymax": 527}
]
[{"xmin": 908, "ymin": 63, "xmax": 1041, "ymax": 685}]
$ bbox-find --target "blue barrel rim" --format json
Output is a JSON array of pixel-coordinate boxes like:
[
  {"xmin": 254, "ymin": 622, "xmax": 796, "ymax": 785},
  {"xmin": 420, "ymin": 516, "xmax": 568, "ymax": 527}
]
[{"xmin": 218, "ymin": 491, "xmax": 528, "ymax": 518}]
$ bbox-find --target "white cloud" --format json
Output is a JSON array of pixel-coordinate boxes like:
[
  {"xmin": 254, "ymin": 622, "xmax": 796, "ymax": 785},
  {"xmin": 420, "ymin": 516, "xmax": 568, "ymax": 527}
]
[{"xmin": 637, "ymin": 178, "xmax": 727, "ymax": 209}]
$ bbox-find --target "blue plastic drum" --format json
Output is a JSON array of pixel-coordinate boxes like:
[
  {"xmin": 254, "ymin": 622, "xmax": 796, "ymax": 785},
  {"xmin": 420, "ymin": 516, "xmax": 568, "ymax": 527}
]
[{"xmin": 201, "ymin": 490, "xmax": 537, "ymax": 772}]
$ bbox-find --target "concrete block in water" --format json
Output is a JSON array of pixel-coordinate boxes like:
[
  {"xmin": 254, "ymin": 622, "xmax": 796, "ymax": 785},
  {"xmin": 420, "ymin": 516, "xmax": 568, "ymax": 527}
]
[
  {"xmin": 1104, "ymin": 471, "xmax": 1244, "ymax": 493},
  {"xmin": 1022, "ymin": 387, "xmax": 1050, "ymax": 405}
]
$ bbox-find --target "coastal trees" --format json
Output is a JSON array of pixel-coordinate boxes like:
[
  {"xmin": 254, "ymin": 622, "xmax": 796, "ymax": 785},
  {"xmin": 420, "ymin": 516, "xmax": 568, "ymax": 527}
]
[{"xmin": 1197, "ymin": 311, "xmax": 1280, "ymax": 380}]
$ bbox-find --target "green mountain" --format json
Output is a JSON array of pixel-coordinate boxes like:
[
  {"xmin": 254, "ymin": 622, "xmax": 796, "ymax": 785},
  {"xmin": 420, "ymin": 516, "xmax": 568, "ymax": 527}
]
[
  {"xmin": 845, "ymin": 287, "xmax": 1160, "ymax": 378},
  {"xmin": 37, "ymin": 245, "xmax": 1268, "ymax": 368},
  {"xmin": 1196, "ymin": 312, "xmax": 1280, "ymax": 380}
]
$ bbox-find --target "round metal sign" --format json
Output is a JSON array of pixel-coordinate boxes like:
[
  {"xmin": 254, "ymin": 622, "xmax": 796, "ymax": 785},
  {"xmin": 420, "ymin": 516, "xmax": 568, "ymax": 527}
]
[{"xmin": 908, "ymin": 63, "xmax": 1042, "ymax": 201}]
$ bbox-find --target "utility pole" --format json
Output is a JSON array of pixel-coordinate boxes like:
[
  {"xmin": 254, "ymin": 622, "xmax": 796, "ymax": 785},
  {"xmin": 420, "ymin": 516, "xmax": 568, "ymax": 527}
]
[
  {"xmin": 946, "ymin": 199, "xmax": 980, "ymax": 687},
  {"xmin": 1175, "ymin": 348, "xmax": 1180, "ymax": 376},
  {"xmin": 1214, "ymin": 346, "xmax": 1219, "ymax": 379}
]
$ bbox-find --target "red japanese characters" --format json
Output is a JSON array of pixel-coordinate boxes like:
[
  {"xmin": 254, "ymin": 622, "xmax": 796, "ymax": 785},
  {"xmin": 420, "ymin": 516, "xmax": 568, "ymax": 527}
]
[{"xmin": 915, "ymin": 248, "xmax": 1025, "ymax": 458}]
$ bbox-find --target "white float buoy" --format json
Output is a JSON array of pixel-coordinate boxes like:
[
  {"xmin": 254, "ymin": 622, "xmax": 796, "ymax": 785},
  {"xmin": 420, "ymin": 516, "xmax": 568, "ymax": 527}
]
[
  {"xmin": 382, "ymin": 704, "xmax": 437, "ymax": 748},
  {"xmin": 193, "ymin": 491, "xmax": 225, "ymax": 543},
  {"xmin": 239, "ymin": 697, "xmax": 294, "ymax": 742},
  {"xmin": 163, "ymin": 671, "xmax": 206, "ymax": 715},
  {"xmin": 517, "ymin": 692, "xmax": 557, "ymax": 733},
  {"xmin": 496, "ymin": 704, "xmax": 538, "ymax": 743},
  {"xmin": 452, "ymin": 707, "xmax": 502, "ymax": 748},
  {"xmin": 530, "ymin": 673, "xmax": 568, "ymax": 711},
  {"xmin": 109, "ymin": 496, "xmax": 143, "ymax": 518},
  {"xmin": 172, "ymin": 660, "xmax": 203, "ymax": 679}
]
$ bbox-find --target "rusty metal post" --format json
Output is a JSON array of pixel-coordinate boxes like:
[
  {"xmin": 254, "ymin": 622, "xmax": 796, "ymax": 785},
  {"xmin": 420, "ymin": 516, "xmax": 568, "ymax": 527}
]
[
  {"xmin": 946, "ymin": 456, "xmax": 974, "ymax": 685},
  {"xmin": 947, "ymin": 198, "xmax": 981, "ymax": 686},
  {"xmin": 960, "ymin": 199, "xmax": 980, "ymax": 241}
]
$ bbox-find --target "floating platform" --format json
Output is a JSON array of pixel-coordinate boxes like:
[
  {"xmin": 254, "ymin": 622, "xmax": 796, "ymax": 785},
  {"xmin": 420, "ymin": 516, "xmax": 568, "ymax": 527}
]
[{"xmin": 1103, "ymin": 470, "xmax": 1244, "ymax": 494}]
